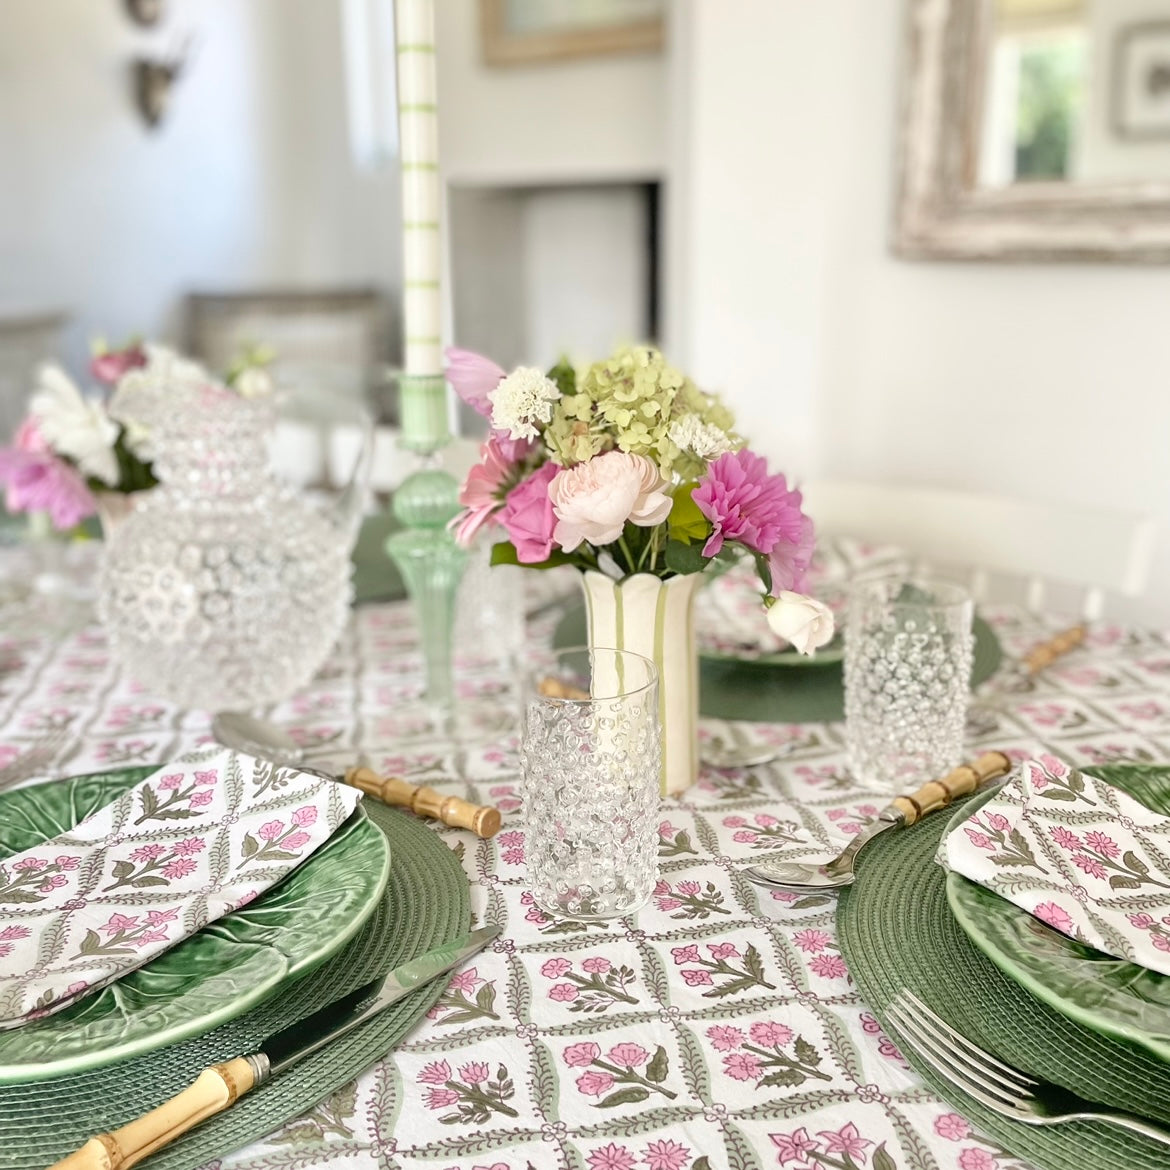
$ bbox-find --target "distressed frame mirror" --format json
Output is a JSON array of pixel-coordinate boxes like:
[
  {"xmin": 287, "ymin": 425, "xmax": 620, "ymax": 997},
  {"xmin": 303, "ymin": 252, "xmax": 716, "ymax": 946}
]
[{"xmin": 894, "ymin": 0, "xmax": 1170, "ymax": 262}]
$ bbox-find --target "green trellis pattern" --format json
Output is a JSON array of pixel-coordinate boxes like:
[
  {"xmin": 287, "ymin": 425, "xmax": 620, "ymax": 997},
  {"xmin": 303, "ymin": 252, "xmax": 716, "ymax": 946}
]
[{"xmin": 2, "ymin": 592, "xmax": 1169, "ymax": 1170}]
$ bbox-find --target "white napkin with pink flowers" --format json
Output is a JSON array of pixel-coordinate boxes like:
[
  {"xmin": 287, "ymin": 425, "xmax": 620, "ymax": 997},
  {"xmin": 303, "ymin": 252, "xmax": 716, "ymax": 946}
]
[
  {"xmin": 940, "ymin": 755, "xmax": 1170, "ymax": 976},
  {"xmin": 0, "ymin": 747, "xmax": 360, "ymax": 1029}
]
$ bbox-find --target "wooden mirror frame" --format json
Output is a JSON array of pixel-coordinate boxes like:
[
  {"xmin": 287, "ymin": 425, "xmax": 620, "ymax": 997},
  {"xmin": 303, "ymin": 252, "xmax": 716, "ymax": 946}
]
[{"xmin": 893, "ymin": 0, "xmax": 1170, "ymax": 263}]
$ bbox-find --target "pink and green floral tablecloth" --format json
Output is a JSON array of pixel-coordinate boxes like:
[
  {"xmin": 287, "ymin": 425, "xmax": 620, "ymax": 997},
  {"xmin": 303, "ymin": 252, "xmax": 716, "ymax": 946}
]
[{"xmin": 2, "ymin": 573, "xmax": 1169, "ymax": 1170}]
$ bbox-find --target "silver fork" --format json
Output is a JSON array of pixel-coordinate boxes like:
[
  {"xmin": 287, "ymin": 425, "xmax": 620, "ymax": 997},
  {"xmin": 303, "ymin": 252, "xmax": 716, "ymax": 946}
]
[
  {"xmin": 885, "ymin": 990, "xmax": 1170, "ymax": 1148},
  {"xmin": 0, "ymin": 726, "xmax": 72, "ymax": 791}
]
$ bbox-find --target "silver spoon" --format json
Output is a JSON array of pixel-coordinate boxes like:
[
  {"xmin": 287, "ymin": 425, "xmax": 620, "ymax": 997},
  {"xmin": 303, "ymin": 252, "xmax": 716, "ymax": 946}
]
[
  {"xmin": 745, "ymin": 751, "xmax": 1011, "ymax": 892},
  {"xmin": 212, "ymin": 711, "xmax": 308, "ymax": 766},
  {"xmin": 701, "ymin": 744, "xmax": 792, "ymax": 770}
]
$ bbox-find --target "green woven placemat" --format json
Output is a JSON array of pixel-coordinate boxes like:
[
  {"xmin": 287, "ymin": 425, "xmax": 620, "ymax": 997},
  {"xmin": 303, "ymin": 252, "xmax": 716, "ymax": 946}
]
[
  {"xmin": 837, "ymin": 783, "xmax": 1170, "ymax": 1170},
  {"xmin": 0, "ymin": 800, "xmax": 470, "ymax": 1169},
  {"xmin": 553, "ymin": 607, "xmax": 1002, "ymax": 723}
]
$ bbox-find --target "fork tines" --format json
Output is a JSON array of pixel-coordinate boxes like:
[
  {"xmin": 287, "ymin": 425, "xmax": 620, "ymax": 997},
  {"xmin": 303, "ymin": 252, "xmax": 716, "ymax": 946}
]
[{"xmin": 885, "ymin": 989, "xmax": 1037, "ymax": 1112}]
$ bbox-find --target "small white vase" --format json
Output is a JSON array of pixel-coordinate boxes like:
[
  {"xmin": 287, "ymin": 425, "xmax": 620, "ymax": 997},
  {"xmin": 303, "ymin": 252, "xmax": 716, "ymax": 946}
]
[{"xmin": 580, "ymin": 570, "xmax": 702, "ymax": 796}]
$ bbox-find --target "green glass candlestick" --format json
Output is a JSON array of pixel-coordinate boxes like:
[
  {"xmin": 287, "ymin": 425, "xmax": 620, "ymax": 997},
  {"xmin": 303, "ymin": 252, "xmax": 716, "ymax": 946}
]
[{"xmin": 385, "ymin": 374, "xmax": 467, "ymax": 730}]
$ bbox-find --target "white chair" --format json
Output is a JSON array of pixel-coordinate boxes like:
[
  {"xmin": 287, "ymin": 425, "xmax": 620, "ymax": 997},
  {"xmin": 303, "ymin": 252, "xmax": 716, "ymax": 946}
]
[{"xmin": 800, "ymin": 479, "xmax": 1156, "ymax": 620}]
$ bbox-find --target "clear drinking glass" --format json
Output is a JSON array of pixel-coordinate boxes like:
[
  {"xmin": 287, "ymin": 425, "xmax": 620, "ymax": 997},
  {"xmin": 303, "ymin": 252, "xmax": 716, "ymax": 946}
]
[
  {"xmin": 521, "ymin": 648, "xmax": 661, "ymax": 921},
  {"xmin": 844, "ymin": 576, "xmax": 974, "ymax": 792}
]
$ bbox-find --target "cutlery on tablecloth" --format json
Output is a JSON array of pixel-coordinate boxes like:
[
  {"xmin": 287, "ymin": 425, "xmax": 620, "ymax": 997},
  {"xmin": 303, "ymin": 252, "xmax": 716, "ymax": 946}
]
[
  {"xmin": 50, "ymin": 925, "xmax": 501, "ymax": 1170},
  {"xmin": 212, "ymin": 712, "xmax": 501, "ymax": 838},
  {"xmin": 886, "ymin": 989, "xmax": 1170, "ymax": 1149},
  {"xmin": 745, "ymin": 751, "xmax": 1011, "ymax": 892}
]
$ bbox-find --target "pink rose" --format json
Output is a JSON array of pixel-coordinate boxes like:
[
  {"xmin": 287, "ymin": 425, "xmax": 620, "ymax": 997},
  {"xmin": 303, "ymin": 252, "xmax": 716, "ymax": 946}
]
[
  {"xmin": 550, "ymin": 451, "xmax": 672, "ymax": 552},
  {"xmin": 258, "ymin": 820, "xmax": 284, "ymax": 841},
  {"xmin": 562, "ymin": 1041, "xmax": 601, "ymax": 1067},
  {"xmin": 581, "ymin": 957, "xmax": 611, "ymax": 974},
  {"xmin": 541, "ymin": 957, "xmax": 572, "ymax": 979},
  {"xmin": 749, "ymin": 1021, "xmax": 794, "ymax": 1048},
  {"xmin": 606, "ymin": 1043, "xmax": 648, "ymax": 1068},
  {"xmin": 549, "ymin": 983, "xmax": 579, "ymax": 1002},
  {"xmin": 291, "ymin": 806, "xmax": 318, "ymax": 827},
  {"xmin": 459, "ymin": 1061, "xmax": 490, "ymax": 1084},
  {"xmin": 576, "ymin": 1070, "xmax": 615, "ymax": 1097},
  {"xmin": 499, "ymin": 463, "xmax": 558, "ymax": 564}
]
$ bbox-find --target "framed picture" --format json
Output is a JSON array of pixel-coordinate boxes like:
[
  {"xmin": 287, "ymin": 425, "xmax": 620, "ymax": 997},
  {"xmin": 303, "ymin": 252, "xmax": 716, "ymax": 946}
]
[
  {"xmin": 479, "ymin": 0, "xmax": 664, "ymax": 66},
  {"xmin": 1113, "ymin": 21, "xmax": 1170, "ymax": 141}
]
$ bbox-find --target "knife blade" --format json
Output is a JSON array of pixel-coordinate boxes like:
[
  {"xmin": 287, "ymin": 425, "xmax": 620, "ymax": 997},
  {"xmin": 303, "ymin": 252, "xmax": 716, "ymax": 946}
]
[{"xmin": 50, "ymin": 924, "xmax": 501, "ymax": 1170}]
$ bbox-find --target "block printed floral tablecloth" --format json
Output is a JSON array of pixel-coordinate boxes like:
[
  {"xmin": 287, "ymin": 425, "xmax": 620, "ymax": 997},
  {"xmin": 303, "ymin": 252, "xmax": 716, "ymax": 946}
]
[{"xmin": 2, "ymin": 570, "xmax": 1170, "ymax": 1170}]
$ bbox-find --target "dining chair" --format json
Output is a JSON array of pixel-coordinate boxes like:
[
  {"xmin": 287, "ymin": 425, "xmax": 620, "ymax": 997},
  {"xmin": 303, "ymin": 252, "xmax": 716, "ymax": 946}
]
[{"xmin": 800, "ymin": 479, "xmax": 1156, "ymax": 620}]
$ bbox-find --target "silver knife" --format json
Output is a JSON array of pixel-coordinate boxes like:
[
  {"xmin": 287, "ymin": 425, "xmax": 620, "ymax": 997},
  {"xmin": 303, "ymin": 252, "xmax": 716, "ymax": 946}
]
[{"xmin": 50, "ymin": 924, "xmax": 501, "ymax": 1170}]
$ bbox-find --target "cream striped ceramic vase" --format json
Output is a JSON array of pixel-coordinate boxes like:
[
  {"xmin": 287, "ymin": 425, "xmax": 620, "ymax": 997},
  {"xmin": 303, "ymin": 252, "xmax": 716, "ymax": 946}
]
[{"xmin": 581, "ymin": 570, "xmax": 702, "ymax": 796}]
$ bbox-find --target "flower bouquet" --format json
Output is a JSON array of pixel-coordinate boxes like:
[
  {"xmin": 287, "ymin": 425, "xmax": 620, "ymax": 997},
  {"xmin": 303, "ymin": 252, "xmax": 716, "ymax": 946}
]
[
  {"xmin": 0, "ymin": 340, "xmax": 274, "ymax": 533},
  {"xmin": 446, "ymin": 344, "xmax": 833, "ymax": 794}
]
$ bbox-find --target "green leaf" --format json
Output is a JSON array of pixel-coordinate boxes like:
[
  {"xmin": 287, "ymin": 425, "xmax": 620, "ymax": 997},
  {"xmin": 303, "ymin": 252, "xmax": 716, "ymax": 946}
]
[
  {"xmin": 664, "ymin": 539, "xmax": 707, "ymax": 576},
  {"xmin": 138, "ymin": 787, "xmax": 158, "ymax": 817},
  {"xmin": 759, "ymin": 1067, "xmax": 805, "ymax": 1087},
  {"xmin": 78, "ymin": 928, "xmax": 102, "ymax": 955},
  {"xmin": 667, "ymin": 485, "xmax": 708, "ymax": 545},
  {"xmin": 256, "ymin": 849, "xmax": 299, "ymax": 863},
  {"xmin": 753, "ymin": 552, "xmax": 773, "ymax": 595},
  {"xmin": 546, "ymin": 356, "xmax": 576, "ymax": 396},
  {"xmin": 0, "ymin": 890, "xmax": 43, "ymax": 904},
  {"xmin": 153, "ymin": 808, "xmax": 199, "ymax": 820},
  {"xmin": 1123, "ymin": 849, "xmax": 1149, "ymax": 875},
  {"xmin": 1068, "ymin": 771, "xmax": 1085, "ymax": 793},
  {"xmin": 489, "ymin": 541, "xmax": 574, "ymax": 570},
  {"xmin": 111, "ymin": 860, "xmax": 135, "ymax": 880},
  {"xmin": 1007, "ymin": 829, "xmax": 1037, "ymax": 864},
  {"xmin": 475, "ymin": 983, "xmax": 498, "ymax": 1014},
  {"xmin": 1110, "ymin": 874, "xmax": 1141, "ymax": 890},
  {"xmin": 645, "ymin": 1045, "xmax": 668, "ymax": 1083},
  {"xmin": 241, "ymin": 834, "xmax": 258, "ymax": 859},
  {"xmin": 743, "ymin": 943, "xmax": 766, "ymax": 982},
  {"xmin": 597, "ymin": 1087, "xmax": 650, "ymax": 1108},
  {"xmin": 791, "ymin": 895, "xmax": 833, "ymax": 909},
  {"xmin": 872, "ymin": 1142, "xmax": 898, "ymax": 1170},
  {"xmin": 793, "ymin": 1035, "xmax": 821, "ymax": 1065},
  {"xmin": 1039, "ymin": 787, "xmax": 1077, "ymax": 801},
  {"xmin": 132, "ymin": 875, "xmax": 169, "ymax": 887},
  {"xmin": 692, "ymin": 1159, "xmax": 712, "ymax": 1170}
]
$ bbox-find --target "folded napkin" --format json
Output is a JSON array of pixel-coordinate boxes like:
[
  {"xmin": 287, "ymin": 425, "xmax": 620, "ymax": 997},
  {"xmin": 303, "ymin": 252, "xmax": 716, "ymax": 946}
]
[
  {"xmin": 940, "ymin": 754, "xmax": 1170, "ymax": 976},
  {"xmin": 0, "ymin": 747, "xmax": 360, "ymax": 1029}
]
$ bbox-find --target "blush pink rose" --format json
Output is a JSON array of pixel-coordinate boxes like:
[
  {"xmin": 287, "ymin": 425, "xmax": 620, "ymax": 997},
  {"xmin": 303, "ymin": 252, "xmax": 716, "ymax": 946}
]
[
  {"xmin": 562, "ymin": 1041, "xmax": 601, "ymax": 1067},
  {"xmin": 499, "ymin": 463, "xmax": 558, "ymax": 563},
  {"xmin": 550, "ymin": 451, "xmax": 672, "ymax": 552}
]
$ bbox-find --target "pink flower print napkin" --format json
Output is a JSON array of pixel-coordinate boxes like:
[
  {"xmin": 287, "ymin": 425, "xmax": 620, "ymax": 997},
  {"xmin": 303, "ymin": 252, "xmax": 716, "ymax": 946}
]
[
  {"xmin": 939, "ymin": 754, "xmax": 1170, "ymax": 976},
  {"xmin": 0, "ymin": 746, "xmax": 360, "ymax": 1029}
]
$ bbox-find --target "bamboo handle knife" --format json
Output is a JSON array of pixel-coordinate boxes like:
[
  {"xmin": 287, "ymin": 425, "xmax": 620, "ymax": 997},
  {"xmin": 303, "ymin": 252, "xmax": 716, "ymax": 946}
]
[{"xmin": 890, "ymin": 751, "xmax": 1012, "ymax": 826}]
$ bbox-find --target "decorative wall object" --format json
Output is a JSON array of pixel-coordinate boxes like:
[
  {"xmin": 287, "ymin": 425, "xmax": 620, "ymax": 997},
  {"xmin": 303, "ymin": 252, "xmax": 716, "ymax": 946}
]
[
  {"xmin": 479, "ymin": 0, "xmax": 663, "ymax": 66},
  {"xmin": 1114, "ymin": 22, "xmax": 1170, "ymax": 141}
]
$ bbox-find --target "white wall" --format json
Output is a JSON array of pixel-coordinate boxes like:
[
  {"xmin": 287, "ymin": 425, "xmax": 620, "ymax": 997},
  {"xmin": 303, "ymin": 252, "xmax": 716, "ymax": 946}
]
[
  {"xmin": 674, "ymin": 0, "xmax": 1170, "ymax": 624},
  {"xmin": 0, "ymin": 0, "xmax": 400, "ymax": 371},
  {"xmin": 434, "ymin": 0, "xmax": 667, "ymax": 185}
]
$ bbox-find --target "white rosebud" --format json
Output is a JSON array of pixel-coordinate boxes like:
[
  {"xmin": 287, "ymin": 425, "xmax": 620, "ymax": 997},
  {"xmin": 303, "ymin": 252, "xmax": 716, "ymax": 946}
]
[{"xmin": 765, "ymin": 591, "xmax": 835, "ymax": 655}]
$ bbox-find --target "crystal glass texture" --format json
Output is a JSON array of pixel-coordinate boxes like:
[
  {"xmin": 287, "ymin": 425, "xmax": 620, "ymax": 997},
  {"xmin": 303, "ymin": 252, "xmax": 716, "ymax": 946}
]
[
  {"xmin": 844, "ymin": 576, "xmax": 974, "ymax": 792},
  {"xmin": 98, "ymin": 383, "xmax": 353, "ymax": 710},
  {"xmin": 520, "ymin": 648, "xmax": 660, "ymax": 920}
]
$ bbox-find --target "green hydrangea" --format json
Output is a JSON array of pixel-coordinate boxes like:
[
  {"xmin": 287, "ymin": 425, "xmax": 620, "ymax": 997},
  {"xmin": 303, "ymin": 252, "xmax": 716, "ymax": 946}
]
[{"xmin": 543, "ymin": 345, "xmax": 737, "ymax": 476}]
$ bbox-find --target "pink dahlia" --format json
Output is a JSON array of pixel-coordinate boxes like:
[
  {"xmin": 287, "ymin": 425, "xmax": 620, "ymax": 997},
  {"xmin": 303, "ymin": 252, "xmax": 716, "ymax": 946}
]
[
  {"xmin": 454, "ymin": 435, "xmax": 521, "ymax": 547},
  {"xmin": 692, "ymin": 450, "xmax": 810, "ymax": 577}
]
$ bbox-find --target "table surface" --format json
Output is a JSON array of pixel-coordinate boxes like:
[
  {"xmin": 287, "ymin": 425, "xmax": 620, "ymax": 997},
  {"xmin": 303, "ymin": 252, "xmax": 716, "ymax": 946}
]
[{"xmin": 3, "ymin": 554, "xmax": 1170, "ymax": 1170}]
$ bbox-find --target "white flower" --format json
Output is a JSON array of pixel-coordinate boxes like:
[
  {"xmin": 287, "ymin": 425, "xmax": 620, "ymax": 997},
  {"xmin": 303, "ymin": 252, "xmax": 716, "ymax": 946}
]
[
  {"xmin": 29, "ymin": 364, "xmax": 120, "ymax": 485},
  {"xmin": 766, "ymin": 592, "xmax": 835, "ymax": 655},
  {"xmin": 488, "ymin": 366, "xmax": 560, "ymax": 441},
  {"xmin": 667, "ymin": 414, "xmax": 731, "ymax": 460},
  {"xmin": 233, "ymin": 367, "xmax": 274, "ymax": 398}
]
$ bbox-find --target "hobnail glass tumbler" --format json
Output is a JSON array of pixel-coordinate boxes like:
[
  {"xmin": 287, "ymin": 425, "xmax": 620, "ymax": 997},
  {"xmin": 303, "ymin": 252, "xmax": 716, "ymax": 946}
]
[
  {"xmin": 844, "ymin": 576, "xmax": 974, "ymax": 792},
  {"xmin": 521, "ymin": 648, "xmax": 661, "ymax": 921}
]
